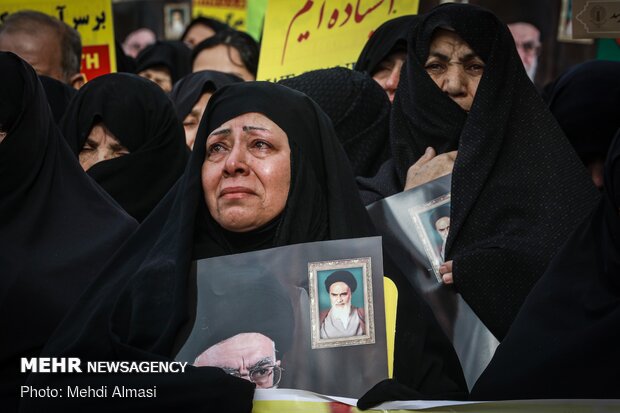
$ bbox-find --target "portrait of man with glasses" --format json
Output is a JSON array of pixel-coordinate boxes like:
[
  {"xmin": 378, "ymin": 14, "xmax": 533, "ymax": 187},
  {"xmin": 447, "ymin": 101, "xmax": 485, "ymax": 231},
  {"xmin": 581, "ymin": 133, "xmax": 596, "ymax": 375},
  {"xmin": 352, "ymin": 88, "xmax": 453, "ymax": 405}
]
[
  {"xmin": 180, "ymin": 265, "xmax": 294, "ymax": 389},
  {"xmin": 193, "ymin": 331, "xmax": 285, "ymax": 388}
]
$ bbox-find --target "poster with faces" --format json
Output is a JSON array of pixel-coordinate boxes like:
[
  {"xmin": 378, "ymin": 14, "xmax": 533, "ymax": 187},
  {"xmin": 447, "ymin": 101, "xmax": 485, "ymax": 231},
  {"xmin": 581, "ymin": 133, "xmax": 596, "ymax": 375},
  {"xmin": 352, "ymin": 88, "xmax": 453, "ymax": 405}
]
[
  {"xmin": 366, "ymin": 174, "xmax": 499, "ymax": 391},
  {"xmin": 175, "ymin": 237, "xmax": 388, "ymax": 398}
]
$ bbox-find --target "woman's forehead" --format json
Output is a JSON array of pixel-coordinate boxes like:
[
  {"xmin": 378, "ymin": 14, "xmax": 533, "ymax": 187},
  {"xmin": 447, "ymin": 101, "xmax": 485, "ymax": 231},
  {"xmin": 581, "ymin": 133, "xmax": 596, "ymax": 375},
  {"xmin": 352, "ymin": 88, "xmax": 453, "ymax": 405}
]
[{"xmin": 210, "ymin": 112, "xmax": 279, "ymax": 132}]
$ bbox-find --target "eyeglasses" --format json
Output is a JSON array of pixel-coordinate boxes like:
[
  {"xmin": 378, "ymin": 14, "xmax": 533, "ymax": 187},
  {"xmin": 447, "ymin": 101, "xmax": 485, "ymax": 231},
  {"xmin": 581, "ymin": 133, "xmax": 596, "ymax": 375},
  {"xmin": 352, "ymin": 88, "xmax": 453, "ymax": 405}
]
[
  {"xmin": 515, "ymin": 41, "xmax": 542, "ymax": 56},
  {"xmin": 222, "ymin": 364, "xmax": 283, "ymax": 388}
]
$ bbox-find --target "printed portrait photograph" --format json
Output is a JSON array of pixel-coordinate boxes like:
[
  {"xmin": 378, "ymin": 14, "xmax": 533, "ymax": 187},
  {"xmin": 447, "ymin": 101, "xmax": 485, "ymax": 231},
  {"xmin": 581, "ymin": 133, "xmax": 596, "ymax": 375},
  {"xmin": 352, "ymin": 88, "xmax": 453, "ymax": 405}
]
[
  {"xmin": 409, "ymin": 194, "xmax": 451, "ymax": 283},
  {"xmin": 164, "ymin": 3, "xmax": 191, "ymax": 40},
  {"xmin": 309, "ymin": 257, "xmax": 375, "ymax": 349},
  {"xmin": 174, "ymin": 238, "xmax": 388, "ymax": 398}
]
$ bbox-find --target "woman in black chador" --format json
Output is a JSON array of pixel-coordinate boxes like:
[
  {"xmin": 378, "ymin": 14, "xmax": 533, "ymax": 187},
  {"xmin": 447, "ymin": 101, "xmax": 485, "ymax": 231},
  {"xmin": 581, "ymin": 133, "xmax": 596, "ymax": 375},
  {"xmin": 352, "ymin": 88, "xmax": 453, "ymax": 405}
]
[
  {"xmin": 358, "ymin": 3, "xmax": 599, "ymax": 340},
  {"xmin": 471, "ymin": 128, "xmax": 620, "ymax": 399},
  {"xmin": 23, "ymin": 82, "xmax": 467, "ymax": 412},
  {"xmin": 0, "ymin": 52, "xmax": 136, "ymax": 410},
  {"xmin": 546, "ymin": 60, "xmax": 620, "ymax": 191},
  {"xmin": 170, "ymin": 70, "xmax": 242, "ymax": 149},
  {"xmin": 60, "ymin": 73, "xmax": 189, "ymax": 222}
]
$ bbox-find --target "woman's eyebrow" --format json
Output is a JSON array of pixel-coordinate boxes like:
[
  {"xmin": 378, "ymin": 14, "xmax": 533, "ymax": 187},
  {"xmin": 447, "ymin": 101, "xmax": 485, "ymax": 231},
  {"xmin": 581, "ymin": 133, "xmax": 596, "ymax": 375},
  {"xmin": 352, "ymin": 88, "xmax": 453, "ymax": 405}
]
[
  {"xmin": 110, "ymin": 143, "xmax": 128, "ymax": 152},
  {"xmin": 242, "ymin": 126, "xmax": 269, "ymax": 133},
  {"xmin": 428, "ymin": 51, "xmax": 450, "ymax": 61},
  {"xmin": 210, "ymin": 128, "xmax": 231, "ymax": 136}
]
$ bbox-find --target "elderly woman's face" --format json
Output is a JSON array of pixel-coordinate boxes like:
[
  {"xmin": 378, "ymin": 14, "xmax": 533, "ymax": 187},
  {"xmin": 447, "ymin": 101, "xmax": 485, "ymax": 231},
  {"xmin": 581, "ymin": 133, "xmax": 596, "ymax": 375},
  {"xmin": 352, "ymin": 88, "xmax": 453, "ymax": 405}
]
[
  {"xmin": 424, "ymin": 29, "xmax": 485, "ymax": 112},
  {"xmin": 79, "ymin": 122, "xmax": 130, "ymax": 171},
  {"xmin": 202, "ymin": 112, "xmax": 291, "ymax": 232}
]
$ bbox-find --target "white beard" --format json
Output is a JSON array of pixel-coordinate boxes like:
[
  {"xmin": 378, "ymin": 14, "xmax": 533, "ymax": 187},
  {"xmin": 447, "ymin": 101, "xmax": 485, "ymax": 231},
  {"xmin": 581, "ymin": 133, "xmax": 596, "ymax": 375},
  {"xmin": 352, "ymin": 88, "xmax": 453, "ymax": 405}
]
[
  {"xmin": 332, "ymin": 303, "xmax": 352, "ymax": 329},
  {"xmin": 526, "ymin": 58, "xmax": 538, "ymax": 82}
]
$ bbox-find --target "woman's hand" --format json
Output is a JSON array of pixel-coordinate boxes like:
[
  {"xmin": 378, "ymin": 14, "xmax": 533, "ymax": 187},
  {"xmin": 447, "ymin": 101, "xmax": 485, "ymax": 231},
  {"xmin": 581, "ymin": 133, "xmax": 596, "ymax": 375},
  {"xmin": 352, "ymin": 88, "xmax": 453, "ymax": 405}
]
[
  {"xmin": 440, "ymin": 260, "xmax": 453, "ymax": 284},
  {"xmin": 404, "ymin": 147, "xmax": 457, "ymax": 191}
]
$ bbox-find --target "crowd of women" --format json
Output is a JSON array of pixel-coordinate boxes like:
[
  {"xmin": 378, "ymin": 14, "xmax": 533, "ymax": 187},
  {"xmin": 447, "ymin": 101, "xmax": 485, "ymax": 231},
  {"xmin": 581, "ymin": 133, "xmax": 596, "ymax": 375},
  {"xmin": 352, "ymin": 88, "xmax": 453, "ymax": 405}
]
[{"xmin": 2, "ymin": 3, "xmax": 619, "ymax": 412}]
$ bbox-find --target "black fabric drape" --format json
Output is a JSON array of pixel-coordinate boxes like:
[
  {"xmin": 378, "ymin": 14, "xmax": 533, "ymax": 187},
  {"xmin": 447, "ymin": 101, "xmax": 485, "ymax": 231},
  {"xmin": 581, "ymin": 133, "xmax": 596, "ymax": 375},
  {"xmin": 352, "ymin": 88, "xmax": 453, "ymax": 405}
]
[
  {"xmin": 358, "ymin": 3, "xmax": 599, "ymax": 339},
  {"xmin": 0, "ymin": 53, "xmax": 137, "ymax": 410},
  {"xmin": 38, "ymin": 75, "xmax": 76, "ymax": 124},
  {"xmin": 546, "ymin": 60, "xmax": 620, "ymax": 161},
  {"xmin": 135, "ymin": 40, "xmax": 192, "ymax": 83},
  {"xmin": 279, "ymin": 67, "xmax": 391, "ymax": 178},
  {"xmin": 169, "ymin": 70, "xmax": 243, "ymax": 121},
  {"xmin": 23, "ymin": 82, "xmax": 466, "ymax": 412},
  {"xmin": 471, "ymin": 128, "xmax": 620, "ymax": 399},
  {"xmin": 354, "ymin": 15, "xmax": 419, "ymax": 75},
  {"xmin": 60, "ymin": 73, "xmax": 189, "ymax": 222}
]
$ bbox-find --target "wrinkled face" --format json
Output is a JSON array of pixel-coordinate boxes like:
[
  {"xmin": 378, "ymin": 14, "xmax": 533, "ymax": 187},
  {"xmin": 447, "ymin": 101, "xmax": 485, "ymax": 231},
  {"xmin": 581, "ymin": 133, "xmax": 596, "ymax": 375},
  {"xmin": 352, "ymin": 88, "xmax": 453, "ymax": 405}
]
[
  {"xmin": 138, "ymin": 67, "xmax": 173, "ymax": 92},
  {"xmin": 508, "ymin": 22, "xmax": 540, "ymax": 81},
  {"xmin": 193, "ymin": 332, "xmax": 279, "ymax": 389},
  {"xmin": 329, "ymin": 281, "xmax": 352, "ymax": 308},
  {"xmin": 372, "ymin": 50, "xmax": 406, "ymax": 103},
  {"xmin": 192, "ymin": 44, "xmax": 254, "ymax": 81},
  {"xmin": 79, "ymin": 122, "xmax": 130, "ymax": 171},
  {"xmin": 0, "ymin": 131, "xmax": 6, "ymax": 144},
  {"xmin": 183, "ymin": 91, "xmax": 213, "ymax": 149},
  {"xmin": 202, "ymin": 112, "xmax": 291, "ymax": 232},
  {"xmin": 424, "ymin": 29, "xmax": 484, "ymax": 112},
  {"xmin": 0, "ymin": 29, "xmax": 64, "ymax": 82},
  {"xmin": 435, "ymin": 216, "xmax": 450, "ymax": 241},
  {"xmin": 183, "ymin": 24, "xmax": 216, "ymax": 48}
]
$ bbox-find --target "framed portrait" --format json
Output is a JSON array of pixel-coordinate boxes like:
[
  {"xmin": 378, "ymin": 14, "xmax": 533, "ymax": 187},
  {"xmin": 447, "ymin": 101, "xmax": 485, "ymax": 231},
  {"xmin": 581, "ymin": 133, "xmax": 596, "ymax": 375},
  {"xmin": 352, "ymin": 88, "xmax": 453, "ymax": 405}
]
[
  {"xmin": 308, "ymin": 257, "xmax": 375, "ymax": 349},
  {"xmin": 164, "ymin": 3, "xmax": 191, "ymax": 40},
  {"xmin": 408, "ymin": 194, "xmax": 451, "ymax": 283}
]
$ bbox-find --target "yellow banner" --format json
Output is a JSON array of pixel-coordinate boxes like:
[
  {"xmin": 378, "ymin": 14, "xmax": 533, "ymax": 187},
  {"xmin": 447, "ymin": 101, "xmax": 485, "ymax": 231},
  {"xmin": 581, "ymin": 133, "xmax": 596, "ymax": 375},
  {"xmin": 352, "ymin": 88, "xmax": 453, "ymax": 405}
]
[
  {"xmin": 384, "ymin": 276, "xmax": 396, "ymax": 379},
  {"xmin": 192, "ymin": 0, "xmax": 247, "ymax": 31},
  {"xmin": 257, "ymin": 0, "xmax": 418, "ymax": 81},
  {"xmin": 0, "ymin": 0, "xmax": 116, "ymax": 81},
  {"xmin": 253, "ymin": 392, "xmax": 620, "ymax": 413}
]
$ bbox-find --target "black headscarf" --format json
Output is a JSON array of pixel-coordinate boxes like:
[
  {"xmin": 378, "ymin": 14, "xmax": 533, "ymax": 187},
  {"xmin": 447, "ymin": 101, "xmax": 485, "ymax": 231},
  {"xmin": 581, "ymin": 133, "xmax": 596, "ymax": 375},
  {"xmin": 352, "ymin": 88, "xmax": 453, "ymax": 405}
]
[
  {"xmin": 546, "ymin": 60, "xmax": 620, "ymax": 163},
  {"xmin": 181, "ymin": 16, "xmax": 230, "ymax": 44},
  {"xmin": 169, "ymin": 70, "xmax": 243, "ymax": 121},
  {"xmin": 359, "ymin": 3, "xmax": 599, "ymax": 339},
  {"xmin": 0, "ymin": 53, "xmax": 136, "ymax": 407},
  {"xmin": 471, "ymin": 128, "xmax": 620, "ymax": 399},
  {"xmin": 354, "ymin": 15, "xmax": 419, "ymax": 75},
  {"xmin": 279, "ymin": 67, "xmax": 390, "ymax": 178},
  {"xmin": 38, "ymin": 75, "xmax": 76, "ymax": 124},
  {"xmin": 60, "ymin": 73, "xmax": 189, "ymax": 222},
  {"xmin": 135, "ymin": 40, "xmax": 192, "ymax": 84},
  {"xmin": 23, "ymin": 82, "xmax": 467, "ymax": 412}
]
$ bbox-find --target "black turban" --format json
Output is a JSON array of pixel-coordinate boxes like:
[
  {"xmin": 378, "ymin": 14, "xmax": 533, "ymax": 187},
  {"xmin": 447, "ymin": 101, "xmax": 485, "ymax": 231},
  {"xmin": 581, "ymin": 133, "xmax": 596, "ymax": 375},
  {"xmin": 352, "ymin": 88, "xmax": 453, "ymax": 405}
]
[{"xmin": 324, "ymin": 270, "xmax": 358, "ymax": 293}]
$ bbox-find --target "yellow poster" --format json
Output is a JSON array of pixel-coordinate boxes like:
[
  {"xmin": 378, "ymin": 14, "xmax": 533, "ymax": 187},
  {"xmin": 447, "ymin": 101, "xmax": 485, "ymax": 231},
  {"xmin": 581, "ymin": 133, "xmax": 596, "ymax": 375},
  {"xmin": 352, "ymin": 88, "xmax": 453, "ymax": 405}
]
[
  {"xmin": 257, "ymin": 0, "xmax": 418, "ymax": 81},
  {"xmin": 192, "ymin": 0, "xmax": 247, "ymax": 31},
  {"xmin": 0, "ymin": 0, "xmax": 116, "ymax": 81}
]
